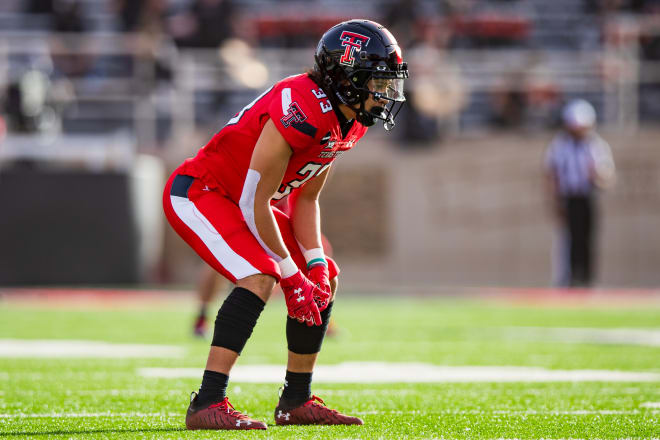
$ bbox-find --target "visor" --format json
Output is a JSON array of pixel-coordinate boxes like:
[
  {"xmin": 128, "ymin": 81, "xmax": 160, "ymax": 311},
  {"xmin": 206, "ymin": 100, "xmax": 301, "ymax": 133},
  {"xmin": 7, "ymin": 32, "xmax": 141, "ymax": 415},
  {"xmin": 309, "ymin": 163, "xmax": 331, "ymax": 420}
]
[{"xmin": 369, "ymin": 77, "xmax": 406, "ymax": 102}]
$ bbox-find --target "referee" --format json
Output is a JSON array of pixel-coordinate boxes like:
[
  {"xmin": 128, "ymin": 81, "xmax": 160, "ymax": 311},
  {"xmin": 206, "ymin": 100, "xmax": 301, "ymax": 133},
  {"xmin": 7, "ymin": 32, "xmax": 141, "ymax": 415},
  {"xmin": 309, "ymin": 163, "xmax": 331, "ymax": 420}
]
[{"xmin": 544, "ymin": 100, "xmax": 616, "ymax": 287}]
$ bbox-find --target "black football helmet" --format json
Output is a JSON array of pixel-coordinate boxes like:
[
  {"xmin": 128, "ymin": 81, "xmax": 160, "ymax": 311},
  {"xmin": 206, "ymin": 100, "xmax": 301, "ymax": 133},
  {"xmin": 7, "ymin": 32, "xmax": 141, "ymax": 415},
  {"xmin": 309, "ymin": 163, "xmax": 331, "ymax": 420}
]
[{"xmin": 314, "ymin": 19, "xmax": 409, "ymax": 130}]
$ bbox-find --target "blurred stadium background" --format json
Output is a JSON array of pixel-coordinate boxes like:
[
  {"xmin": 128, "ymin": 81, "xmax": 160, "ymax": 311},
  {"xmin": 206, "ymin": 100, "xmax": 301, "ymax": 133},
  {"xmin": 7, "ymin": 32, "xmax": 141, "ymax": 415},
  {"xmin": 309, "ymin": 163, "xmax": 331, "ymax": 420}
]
[
  {"xmin": 2, "ymin": 2, "xmax": 660, "ymax": 439},
  {"xmin": 0, "ymin": 0, "xmax": 659, "ymax": 289}
]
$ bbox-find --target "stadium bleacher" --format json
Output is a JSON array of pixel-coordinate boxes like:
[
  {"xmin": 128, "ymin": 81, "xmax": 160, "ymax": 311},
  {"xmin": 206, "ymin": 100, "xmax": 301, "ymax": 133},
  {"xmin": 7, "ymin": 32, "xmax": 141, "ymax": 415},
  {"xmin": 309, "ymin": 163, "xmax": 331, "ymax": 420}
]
[{"xmin": 0, "ymin": 0, "xmax": 657, "ymax": 141}]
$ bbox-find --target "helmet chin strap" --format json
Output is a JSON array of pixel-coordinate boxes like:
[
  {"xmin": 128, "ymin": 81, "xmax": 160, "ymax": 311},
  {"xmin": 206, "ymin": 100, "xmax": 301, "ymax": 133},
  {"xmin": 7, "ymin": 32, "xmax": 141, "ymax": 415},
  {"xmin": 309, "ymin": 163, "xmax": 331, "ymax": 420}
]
[
  {"xmin": 356, "ymin": 102, "xmax": 379, "ymax": 127},
  {"xmin": 355, "ymin": 99, "xmax": 396, "ymax": 130},
  {"xmin": 355, "ymin": 103, "xmax": 394, "ymax": 129},
  {"xmin": 368, "ymin": 91, "xmax": 398, "ymax": 130},
  {"xmin": 349, "ymin": 91, "xmax": 390, "ymax": 128}
]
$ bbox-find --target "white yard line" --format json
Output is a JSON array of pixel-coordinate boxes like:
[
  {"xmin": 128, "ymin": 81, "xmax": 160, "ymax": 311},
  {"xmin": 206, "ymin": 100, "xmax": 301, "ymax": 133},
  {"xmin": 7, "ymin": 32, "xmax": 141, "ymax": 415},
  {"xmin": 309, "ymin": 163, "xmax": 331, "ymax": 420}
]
[
  {"xmin": 138, "ymin": 363, "xmax": 660, "ymax": 383},
  {"xmin": 356, "ymin": 409, "xmax": 660, "ymax": 415},
  {"xmin": 641, "ymin": 402, "xmax": 660, "ymax": 408},
  {"xmin": 0, "ymin": 412, "xmax": 181, "ymax": 418},
  {"xmin": 0, "ymin": 339, "xmax": 184, "ymax": 358},
  {"xmin": 502, "ymin": 327, "xmax": 660, "ymax": 347},
  {"xmin": 2, "ymin": 409, "xmax": 657, "ymax": 419}
]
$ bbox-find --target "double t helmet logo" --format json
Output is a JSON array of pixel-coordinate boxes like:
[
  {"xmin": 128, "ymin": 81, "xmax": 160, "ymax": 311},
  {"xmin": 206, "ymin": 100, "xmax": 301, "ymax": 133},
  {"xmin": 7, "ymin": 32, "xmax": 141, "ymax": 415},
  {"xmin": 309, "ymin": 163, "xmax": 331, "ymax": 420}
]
[{"xmin": 339, "ymin": 31, "xmax": 370, "ymax": 67}]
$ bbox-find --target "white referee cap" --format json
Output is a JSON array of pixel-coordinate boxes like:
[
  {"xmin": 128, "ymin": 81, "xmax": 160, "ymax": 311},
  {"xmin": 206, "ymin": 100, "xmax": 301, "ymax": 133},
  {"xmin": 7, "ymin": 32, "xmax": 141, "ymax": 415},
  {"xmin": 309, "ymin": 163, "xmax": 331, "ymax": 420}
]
[{"xmin": 562, "ymin": 99, "xmax": 596, "ymax": 128}]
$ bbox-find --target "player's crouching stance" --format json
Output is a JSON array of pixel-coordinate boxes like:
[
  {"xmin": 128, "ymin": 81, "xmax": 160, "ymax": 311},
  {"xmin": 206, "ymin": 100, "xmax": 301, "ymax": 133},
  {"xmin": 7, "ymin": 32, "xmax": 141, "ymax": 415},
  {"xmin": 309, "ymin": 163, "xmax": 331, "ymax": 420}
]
[{"xmin": 163, "ymin": 19, "xmax": 408, "ymax": 430}]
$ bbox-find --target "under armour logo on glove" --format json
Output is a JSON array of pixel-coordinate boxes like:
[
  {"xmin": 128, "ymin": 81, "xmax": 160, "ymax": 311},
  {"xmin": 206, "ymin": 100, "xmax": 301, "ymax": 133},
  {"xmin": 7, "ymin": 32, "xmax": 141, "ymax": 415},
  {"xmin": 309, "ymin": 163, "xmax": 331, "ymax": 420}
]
[{"xmin": 280, "ymin": 270, "xmax": 322, "ymax": 326}]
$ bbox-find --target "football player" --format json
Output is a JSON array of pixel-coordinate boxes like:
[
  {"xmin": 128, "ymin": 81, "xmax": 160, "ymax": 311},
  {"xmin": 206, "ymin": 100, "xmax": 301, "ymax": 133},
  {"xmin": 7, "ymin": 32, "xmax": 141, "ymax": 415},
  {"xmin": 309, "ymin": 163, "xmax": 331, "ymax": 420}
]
[{"xmin": 163, "ymin": 19, "xmax": 408, "ymax": 430}]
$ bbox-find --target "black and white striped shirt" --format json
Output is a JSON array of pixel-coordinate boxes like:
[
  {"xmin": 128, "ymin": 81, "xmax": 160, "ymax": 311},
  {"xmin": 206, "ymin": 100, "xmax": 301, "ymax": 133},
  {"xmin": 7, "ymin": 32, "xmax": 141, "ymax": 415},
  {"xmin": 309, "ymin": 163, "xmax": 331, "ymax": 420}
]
[{"xmin": 544, "ymin": 132, "xmax": 614, "ymax": 197}]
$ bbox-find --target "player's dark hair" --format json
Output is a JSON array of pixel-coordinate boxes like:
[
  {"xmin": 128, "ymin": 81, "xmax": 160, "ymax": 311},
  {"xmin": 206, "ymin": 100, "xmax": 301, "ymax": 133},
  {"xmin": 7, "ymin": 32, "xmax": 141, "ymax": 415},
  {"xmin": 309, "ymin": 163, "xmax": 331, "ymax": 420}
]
[
  {"xmin": 306, "ymin": 67, "xmax": 325, "ymax": 88},
  {"xmin": 306, "ymin": 67, "xmax": 340, "ymax": 112}
]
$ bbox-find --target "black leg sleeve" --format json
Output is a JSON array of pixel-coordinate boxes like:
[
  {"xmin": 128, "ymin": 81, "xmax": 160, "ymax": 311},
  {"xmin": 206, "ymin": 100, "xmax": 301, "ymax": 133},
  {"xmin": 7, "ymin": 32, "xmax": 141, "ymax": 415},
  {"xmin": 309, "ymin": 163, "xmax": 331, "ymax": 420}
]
[
  {"xmin": 286, "ymin": 301, "xmax": 334, "ymax": 354},
  {"xmin": 211, "ymin": 287, "xmax": 265, "ymax": 354}
]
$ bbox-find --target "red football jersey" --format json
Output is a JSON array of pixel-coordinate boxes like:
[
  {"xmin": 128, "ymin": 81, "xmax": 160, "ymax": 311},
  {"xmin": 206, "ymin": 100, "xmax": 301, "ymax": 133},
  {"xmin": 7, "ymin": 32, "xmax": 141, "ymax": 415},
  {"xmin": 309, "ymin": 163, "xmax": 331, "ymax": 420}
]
[{"xmin": 179, "ymin": 74, "xmax": 368, "ymax": 204}]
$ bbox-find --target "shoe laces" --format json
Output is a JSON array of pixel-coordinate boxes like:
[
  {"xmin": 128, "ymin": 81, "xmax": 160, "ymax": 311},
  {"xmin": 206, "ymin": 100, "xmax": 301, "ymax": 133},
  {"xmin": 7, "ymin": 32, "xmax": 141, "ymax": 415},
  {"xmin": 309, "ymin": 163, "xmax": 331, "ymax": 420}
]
[
  {"xmin": 304, "ymin": 395, "xmax": 339, "ymax": 414},
  {"xmin": 210, "ymin": 397, "xmax": 249, "ymax": 420}
]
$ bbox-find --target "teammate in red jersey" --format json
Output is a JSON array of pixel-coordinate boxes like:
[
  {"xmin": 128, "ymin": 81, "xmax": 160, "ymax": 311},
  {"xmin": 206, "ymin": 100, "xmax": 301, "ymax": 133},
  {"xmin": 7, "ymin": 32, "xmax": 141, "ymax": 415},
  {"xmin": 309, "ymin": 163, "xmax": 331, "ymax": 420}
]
[{"xmin": 163, "ymin": 19, "xmax": 408, "ymax": 430}]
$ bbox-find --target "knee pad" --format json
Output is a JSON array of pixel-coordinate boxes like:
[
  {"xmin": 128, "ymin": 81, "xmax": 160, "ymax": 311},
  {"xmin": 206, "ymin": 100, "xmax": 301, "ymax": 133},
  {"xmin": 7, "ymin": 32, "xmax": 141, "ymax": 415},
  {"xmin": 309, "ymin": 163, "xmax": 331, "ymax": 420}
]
[
  {"xmin": 211, "ymin": 287, "xmax": 265, "ymax": 354},
  {"xmin": 286, "ymin": 301, "xmax": 334, "ymax": 354}
]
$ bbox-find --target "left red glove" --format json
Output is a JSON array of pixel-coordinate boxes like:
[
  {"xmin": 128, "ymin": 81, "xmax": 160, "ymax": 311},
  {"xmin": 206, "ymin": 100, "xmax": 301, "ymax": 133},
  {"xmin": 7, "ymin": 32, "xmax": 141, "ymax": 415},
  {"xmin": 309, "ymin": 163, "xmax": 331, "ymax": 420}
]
[
  {"xmin": 280, "ymin": 270, "xmax": 322, "ymax": 326},
  {"xmin": 307, "ymin": 263, "xmax": 331, "ymax": 312}
]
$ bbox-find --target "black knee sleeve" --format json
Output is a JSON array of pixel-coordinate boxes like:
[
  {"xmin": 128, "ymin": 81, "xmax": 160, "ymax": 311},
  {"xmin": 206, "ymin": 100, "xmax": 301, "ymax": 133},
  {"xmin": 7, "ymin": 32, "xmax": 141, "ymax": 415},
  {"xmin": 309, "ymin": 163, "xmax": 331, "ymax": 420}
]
[
  {"xmin": 286, "ymin": 301, "xmax": 334, "ymax": 354},
  {"xmin": 211, "ymin": 287, "xmax": 265, "ymax": 354}
]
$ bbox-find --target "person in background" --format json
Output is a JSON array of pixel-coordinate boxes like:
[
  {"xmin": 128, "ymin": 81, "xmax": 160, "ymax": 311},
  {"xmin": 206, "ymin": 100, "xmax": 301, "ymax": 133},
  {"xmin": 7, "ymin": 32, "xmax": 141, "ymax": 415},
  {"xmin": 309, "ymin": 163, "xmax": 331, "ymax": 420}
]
[
  {"xmin": 544, "ymin": 99, "xmax": 616, "ymax": 287},
  {"xmin": 192, "ymin": 264, "xmax": 227, "ymax": 337}
]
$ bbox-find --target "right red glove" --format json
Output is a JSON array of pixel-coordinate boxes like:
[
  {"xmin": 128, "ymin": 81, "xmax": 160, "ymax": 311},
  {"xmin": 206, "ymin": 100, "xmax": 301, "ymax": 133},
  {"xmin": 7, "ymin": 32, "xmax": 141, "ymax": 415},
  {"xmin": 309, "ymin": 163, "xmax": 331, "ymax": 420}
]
[
  {"xmin": 280, "ymin": 270, "xmax": 322, "ymax": 326},
  {"xmin": 307, "ymin": 264, "xmax": 331, "ymax": 312}
]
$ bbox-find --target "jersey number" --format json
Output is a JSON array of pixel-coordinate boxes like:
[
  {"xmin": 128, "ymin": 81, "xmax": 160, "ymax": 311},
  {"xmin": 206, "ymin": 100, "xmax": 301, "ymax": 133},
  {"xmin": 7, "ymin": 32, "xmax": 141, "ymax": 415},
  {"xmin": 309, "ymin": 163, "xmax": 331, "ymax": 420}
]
[
  {"xmin": 312, "ymin": 88, "xmax": 332, "ymax": 114},
  {"xmin": 274, "ymin": 162, "xmax": 331, "ymax": 200}
]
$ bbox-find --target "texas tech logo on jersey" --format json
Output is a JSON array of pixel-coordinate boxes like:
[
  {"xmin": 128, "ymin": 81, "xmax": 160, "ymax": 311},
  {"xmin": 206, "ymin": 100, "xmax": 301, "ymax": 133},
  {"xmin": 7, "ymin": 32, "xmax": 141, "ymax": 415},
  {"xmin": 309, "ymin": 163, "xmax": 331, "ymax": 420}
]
[
  {"xmin": 339, "ymin": 31, "xmax": 370, "ymax": 67},
  {"xmin": 280, "ymin": 102, "xmax": 307, "ymax": 128}
]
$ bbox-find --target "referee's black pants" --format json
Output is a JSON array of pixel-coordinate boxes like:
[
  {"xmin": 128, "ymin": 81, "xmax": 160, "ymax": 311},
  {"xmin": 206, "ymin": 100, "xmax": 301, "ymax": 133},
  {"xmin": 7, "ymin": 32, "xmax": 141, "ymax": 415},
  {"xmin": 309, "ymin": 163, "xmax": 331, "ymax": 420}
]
[{"xmin": 564, "ymin": 195, "xmax": 596, "ymax": 287}]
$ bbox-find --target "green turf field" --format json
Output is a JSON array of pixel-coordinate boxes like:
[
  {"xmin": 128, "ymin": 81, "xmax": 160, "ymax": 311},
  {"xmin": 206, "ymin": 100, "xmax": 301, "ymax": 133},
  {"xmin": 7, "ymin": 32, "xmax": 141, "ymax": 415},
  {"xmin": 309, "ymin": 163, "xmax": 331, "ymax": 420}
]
[{"xmin": 1, "ymin": 293, "xmax": 659, "ymax": 439}]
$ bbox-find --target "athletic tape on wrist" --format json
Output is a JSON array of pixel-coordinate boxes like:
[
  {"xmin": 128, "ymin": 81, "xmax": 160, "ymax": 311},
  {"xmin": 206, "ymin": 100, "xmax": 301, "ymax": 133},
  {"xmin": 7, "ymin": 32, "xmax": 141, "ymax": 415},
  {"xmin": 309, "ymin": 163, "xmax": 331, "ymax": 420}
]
[
  {"xmin": 278, "ymin": 255, "xmax": 298, "ymax": 279},
  {"xmin": 303, "ymin": 248, "xmax": 327, "ymax": 270},
  {"xmin": 306, "ymin": 259, "xmax": 327, "ymax": 270}
]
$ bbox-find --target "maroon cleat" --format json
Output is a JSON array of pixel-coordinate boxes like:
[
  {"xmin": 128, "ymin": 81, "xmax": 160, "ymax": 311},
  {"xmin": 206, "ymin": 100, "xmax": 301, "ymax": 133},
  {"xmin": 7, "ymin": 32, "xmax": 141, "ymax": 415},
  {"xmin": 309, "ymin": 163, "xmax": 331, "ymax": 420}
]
[
  {"xmin": 274, "ymin": 395, "xmax": 363, "ymax": 426},
  {"xmin": 186, "ymin": 393, "xmax": 267, "ymax": 430}
]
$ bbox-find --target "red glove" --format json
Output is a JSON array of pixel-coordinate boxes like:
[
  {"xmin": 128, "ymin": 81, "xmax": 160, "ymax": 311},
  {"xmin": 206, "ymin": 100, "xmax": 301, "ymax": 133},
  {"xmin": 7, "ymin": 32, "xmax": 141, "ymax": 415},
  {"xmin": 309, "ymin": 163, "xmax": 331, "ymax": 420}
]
[
  {"xmin": 280, "ymin": 270, "xmax": 322, "ymax": 326},
  {"xmin": 307, "ymin": 264, "xmax": 331, "ymax": 312}
]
